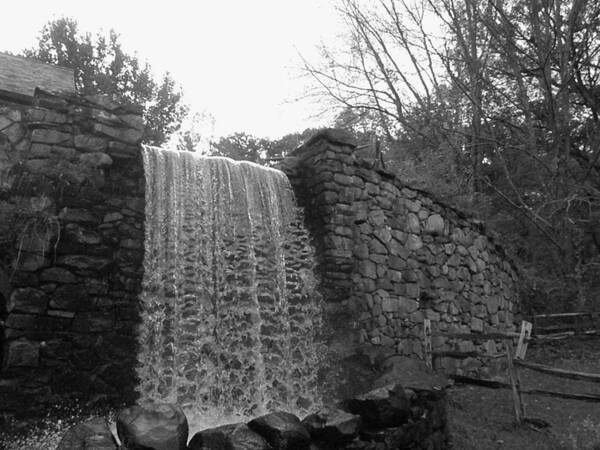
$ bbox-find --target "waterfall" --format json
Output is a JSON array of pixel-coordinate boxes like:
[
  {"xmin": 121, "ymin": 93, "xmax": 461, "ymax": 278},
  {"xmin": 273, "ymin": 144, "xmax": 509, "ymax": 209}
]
[{"xmin": 137, "ymin": 146, "xmax": 323, "ymax": 422}]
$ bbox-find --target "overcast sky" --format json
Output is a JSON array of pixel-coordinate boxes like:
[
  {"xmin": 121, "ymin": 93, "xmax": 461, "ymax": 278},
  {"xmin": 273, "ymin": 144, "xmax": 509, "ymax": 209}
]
[{"xmin": 1, "ymin": 1, "xmax": 345, "ymax": 138}]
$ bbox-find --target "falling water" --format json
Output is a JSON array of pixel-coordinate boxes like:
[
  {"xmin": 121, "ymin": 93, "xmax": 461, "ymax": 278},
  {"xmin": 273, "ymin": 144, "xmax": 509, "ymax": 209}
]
[{"xmin": 137, "ymin": 146, "xmax": 323, "ymax": 422}]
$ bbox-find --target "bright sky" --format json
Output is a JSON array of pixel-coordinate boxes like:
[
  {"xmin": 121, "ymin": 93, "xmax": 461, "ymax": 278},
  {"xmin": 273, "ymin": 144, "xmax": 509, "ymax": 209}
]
[{"xmin": 1, "ymin": 1, "xmax": 344, "ymax": 138}]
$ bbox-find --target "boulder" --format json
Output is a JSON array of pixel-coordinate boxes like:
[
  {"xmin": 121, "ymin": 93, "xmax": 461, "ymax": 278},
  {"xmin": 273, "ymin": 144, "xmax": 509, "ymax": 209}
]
[
  {"xmin": 57, "ymin": 417, "xmax": 117, "ymax": 450},
  {"xmin": 341, "ymin": 383, "xmax": 410, "ymax": 428},
  {"xmin": 116, "ymin": 403, "xmax": 188, "ymax": 450},
  {"xmin": 188, "ymin": 423, "xmax": 270, "ymax": 450},
  {"xmin": 248, "ymin": 411, "xmax": 310, "ymax": 450},
  {"xmin": 301, "ymin": 407, "xmax": 361, "ymax": 444}
]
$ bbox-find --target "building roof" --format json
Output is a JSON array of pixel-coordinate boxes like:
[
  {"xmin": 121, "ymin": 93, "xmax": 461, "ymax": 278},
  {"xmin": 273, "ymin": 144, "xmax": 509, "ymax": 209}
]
[{"xmin": 0, "ymin": 52, "xmax": 76, "ymax": 101}]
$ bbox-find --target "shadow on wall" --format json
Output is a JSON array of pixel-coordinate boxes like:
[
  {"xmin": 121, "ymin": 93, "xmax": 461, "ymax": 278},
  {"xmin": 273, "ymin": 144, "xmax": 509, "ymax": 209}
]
[{"xmin": 0, "ymin": 89, "xmax": 146, "ymax": 415}]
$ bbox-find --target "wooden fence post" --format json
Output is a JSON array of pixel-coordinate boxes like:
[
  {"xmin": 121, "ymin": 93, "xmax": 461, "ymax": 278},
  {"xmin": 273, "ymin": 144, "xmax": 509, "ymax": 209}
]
[
  {"xmin": 424, "ymin": 319, "xmax": 432, "ymax": 370},
  {"xmin": 516, "ymin": 321, "xmax": 532, "ymax": 360},
  {"xmin": 506, "ymin": 340, "xmax": 525, "ymax": 424}
]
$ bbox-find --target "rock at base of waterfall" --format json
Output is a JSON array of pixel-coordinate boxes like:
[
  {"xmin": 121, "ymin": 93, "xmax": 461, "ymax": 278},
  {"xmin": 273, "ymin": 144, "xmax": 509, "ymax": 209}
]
[
  {"xmin": 248, "ymin": 411, "xmax": 310, "ymax": 450},
  {"xmin": 301, "ymin": 407, "xmax": 361, "ymax": 444},
  {"xmin": 188, "ymin": 423, "xmax": 271, "ymax": 450},
  {"xmin": 57, "ymin": 417, "xmax": 117, "ymax": 450},
  {"xmin": 116, "ymin": 403, "xmax": 188, "ymax": 450},
  {"xmin": 341, "ymin": 383, "xmax": 410, "ymax": 428}
]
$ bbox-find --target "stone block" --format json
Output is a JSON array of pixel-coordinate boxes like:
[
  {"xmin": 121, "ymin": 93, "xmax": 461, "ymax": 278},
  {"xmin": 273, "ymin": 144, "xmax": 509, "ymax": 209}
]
[
  {"xmin": 49, "ymin": 284, "xmax": 89, "ymax": 311},
  {"xmin": 425, "ymin": 309, "xmax": 440, "ymax": 321},
  {"xmin": 80, "ymin": 152, "xmax": 113, "ymax": 168},
  {"xmin": 119, "ymin": 114, "xmax": 144, "ymax": 130},
  {"xmin": 471, "ymin": 317, "xmax": 484, "ymax": 332},
  {"xmin": 353, "ymin": 243, "xmax": 369, "ymax": 259},
  {"xmin": 425, "ymin": 214, "xmax": 445, "ymax": 235},
  {"xmin": 26, "ymin": 107, "xmax": 67, "ymax": 125},
  {"xmin": 0, "ymin": 114, "xmax": 13, "ymax": 130},
  {"xmin": 368, "ymin": 237, "xmax": 388, "ymax": 254},
  {"xmin": 398, "ymin": 298, "xmax": 419, "ymax": 315},
  {"xmin": 388, "ymin": 269, "xmax": 402, "ymax": 282},
  {"xmin": 487, "ymin": 296, "xmax": 499, "ymax": 314},
  {"xmin": 405, "ymin": 283, "xmax": 420, "ymax": 299},
  {"xmin": 2, "ymin": 123, "xmax": 25, "ymax": 143},
  {"xmin": 57, "ymin": 254, "xmax": 112, "ymax": 271},
  {"xmin": 59, "ymin": 207, "xmax": 98, "ymax": 224},
  {"xmin": 72, "ymin": 312, "xmax": 115, "ymax": 332},
  {"xmin": 405, "ymin": 199, "xmax": 421, "ymax": 212},
  {"xmin": 31, "ymin": 128, "xmax": 71, "ymax": 145},
  {"xmin": 457, "ymin": 340, "xmax": 474, "ymax": 353},
  {"xmin": 93, "ymin": 123, "xmax": 143, "ymax": 145},
  {"xmin": 107, "ymin": 141, "xmax": 139, "ymax": 158},
  {"xmin": 407, "ymin": 213, "xmax": 420, "ymax": 233},
  {"xmin": 64, "ymin": 223, "xmax": 102, "ymax": 245},
  {"xmin": 13, "ymin": 253, "xmax": 49, "ymax": 272},
  {"xmin": 462, "ymin": 357, "xmax": 483, "ymax": 373},
  {"xmin": 8, "ymin": 288, "xmax": 47, "ymax": 314},
  {"xmin": 359, "ymin": 260, "xmax": 377, "ymax": 279},
  {"xmin": 368, "ymin": 210, "xmax": 386, "ymax": 227},
  {"xmin": 382, "ymin": 297, "xmax": 397, "ymax": 313},
  {"xmin": 406, "ymin": 234, "xmax": 423, "ymax": 251},
  {"xmin": 40, "ymin": 267, "xmax": 77, "ymax": 283},
  {"xmin": 389, "ymin": 255, "xmax": 405, "ymax": 271},
  {"xmin": 4, "ymin": 339, "xmax": 40, "ymax": 367},
  {"xmin": 29, "ymin": 143, "xmax": 53, "ymax": 158}
]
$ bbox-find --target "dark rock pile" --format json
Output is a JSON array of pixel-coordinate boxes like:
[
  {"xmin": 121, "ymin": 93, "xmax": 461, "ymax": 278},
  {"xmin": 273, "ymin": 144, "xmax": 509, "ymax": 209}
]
[{"xmin": 56, "ymin": 383, "xmax": 448, "ymax": 450}]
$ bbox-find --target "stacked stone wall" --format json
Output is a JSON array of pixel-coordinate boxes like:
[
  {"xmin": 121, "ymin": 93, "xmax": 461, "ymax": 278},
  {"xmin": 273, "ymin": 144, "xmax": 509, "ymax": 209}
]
[
  {"xmin": 0, "ymin": 90, "xmax": 145, "ymax": 413},
  {"xmin": 282, "ymin": 130, "xmax": 519, "ymax": 376}
]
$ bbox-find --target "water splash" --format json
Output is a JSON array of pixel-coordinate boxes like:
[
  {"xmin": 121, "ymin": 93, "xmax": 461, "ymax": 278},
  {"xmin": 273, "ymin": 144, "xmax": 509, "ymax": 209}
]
[{"xmin": 137, "ymin": 146, "xmax": 323, "ymax": 422}]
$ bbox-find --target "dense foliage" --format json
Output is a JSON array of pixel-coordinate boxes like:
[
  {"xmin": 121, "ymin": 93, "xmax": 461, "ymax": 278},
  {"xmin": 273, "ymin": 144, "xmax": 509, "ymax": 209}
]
[
  {"xmin": 304, "ymin": 0, "xmax": 600, "ymax": 313},
  {"xmin": 23, "ymin": 17, "xmax": 187, "ymax": 145}
]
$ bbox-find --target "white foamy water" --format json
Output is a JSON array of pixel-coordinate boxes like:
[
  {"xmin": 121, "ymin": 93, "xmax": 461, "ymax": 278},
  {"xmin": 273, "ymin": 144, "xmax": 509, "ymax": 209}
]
[{"xmin": 137, "ymin": 146, "xmax": 323, "ymax": 425}]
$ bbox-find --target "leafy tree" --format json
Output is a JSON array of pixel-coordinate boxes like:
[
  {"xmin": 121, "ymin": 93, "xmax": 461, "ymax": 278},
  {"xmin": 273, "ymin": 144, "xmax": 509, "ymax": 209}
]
[
  {"xmin": 210, "ymin": 129, "xmax": 320, "ymax": 165},
  {"xmin": 211, "ymin": 132, "xmax": 270, "ymax": 162},
  {"xmin": 23, "ymin": 17, "xmax": 187, "ymax": 145},
  {"xmin": 172, "ymin": 110, "xmax": 216, "ymax": 153},
  {"xmin": 304, "ymin": 0, "xmax": 600, "ymax": 312}
]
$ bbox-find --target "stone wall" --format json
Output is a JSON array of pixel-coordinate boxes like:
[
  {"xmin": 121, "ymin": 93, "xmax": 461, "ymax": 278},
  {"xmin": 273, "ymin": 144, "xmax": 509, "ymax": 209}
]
[
  {"xmin": 281, "ymin": 130, "xmax": 519, "ymax": 376},
  {"xmin": 0, "ymin": 90, "xmax": 145, "ymax": 413}
]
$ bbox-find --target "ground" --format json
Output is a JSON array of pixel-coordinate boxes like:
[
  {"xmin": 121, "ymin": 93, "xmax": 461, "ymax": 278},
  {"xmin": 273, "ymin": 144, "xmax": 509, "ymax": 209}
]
[
  {"xmin": 1, "ymin": 335, "xmax": 599, "ymax": 449},
  {"xmin": 449, "ymin": 335, "xmax": 600, "ymax": 449}
]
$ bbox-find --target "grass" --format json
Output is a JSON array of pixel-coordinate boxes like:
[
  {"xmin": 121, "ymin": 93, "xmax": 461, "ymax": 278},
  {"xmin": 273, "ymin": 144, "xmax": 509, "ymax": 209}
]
[{"xmin": 448, "ymin": 335, "xmax": 600, "ymax": 450}]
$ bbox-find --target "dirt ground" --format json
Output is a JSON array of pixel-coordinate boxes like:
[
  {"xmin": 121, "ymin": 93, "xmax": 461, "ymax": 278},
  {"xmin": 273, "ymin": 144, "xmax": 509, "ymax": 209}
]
[{"xmin": 448, "ymin": 335, "xmax": 600, "ymax": 450}]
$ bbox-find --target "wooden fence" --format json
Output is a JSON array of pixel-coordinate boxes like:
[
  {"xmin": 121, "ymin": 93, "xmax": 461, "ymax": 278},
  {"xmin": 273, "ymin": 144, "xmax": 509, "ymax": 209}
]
[{"xmin": 423, "ymin": 314, "xmax": 600, "ymax": 425}]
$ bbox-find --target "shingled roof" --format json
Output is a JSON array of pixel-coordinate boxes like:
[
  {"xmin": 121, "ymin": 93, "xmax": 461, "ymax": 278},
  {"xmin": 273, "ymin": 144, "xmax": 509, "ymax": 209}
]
[{"xmin": 0, "ymin": 52, "xmax": 75, "ymax": 103}]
